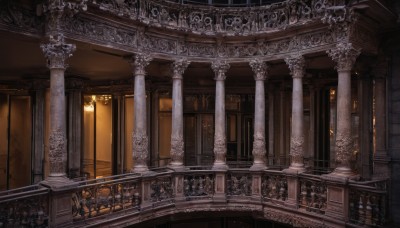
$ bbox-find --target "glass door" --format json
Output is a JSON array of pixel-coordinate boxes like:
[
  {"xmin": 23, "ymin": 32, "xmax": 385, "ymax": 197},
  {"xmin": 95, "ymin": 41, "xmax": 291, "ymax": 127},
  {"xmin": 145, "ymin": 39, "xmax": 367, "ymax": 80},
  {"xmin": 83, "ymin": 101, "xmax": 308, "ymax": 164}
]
[{"xmin": 83, "ymin": 94, "xmax": 113, "ymax": 179}]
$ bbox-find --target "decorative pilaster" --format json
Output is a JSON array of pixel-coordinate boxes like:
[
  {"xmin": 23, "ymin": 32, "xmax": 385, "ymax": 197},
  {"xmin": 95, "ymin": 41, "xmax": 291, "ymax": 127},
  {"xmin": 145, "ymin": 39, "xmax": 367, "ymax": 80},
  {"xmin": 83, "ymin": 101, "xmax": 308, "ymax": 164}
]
[
  {"xmin": 211, "ymin": 60, "xmax": 230, "ymax": 170},
  {"xmin": 40, "ymin": 34, "xmax": 75, "ymax": 180},
  {"xmin": 130, "ymin": 53, "xmax": 152, "ymax": 173},
  {"xmin": 327, "ymin": 43, "xmax": 360, "ymax": 176},
  {"xmin": 169, "ymin": 59, "xmax": 190, "ymax": 169},
  {"xmin": 249, "ymin": 59, "xmax": 268, "ymax": 170},
  {"xmin": 285, "ymin": 55, "xmax": 306, "ymax": 172}
]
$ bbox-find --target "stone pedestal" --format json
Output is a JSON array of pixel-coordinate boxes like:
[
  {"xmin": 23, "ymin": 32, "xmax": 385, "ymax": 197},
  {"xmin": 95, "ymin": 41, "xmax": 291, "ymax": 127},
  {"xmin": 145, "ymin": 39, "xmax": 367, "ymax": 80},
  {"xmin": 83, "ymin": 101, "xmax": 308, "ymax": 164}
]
[
  {"xmin": 283, "ymin": 169, "xmax": 300, "ymax": 208},
  {"xmin": 321, "ymin": 175, "xmax": 349, "ymax": 221},
  {"xmin": 213, "ymin": 171, "xmax": 227, "ymax": 202},
  {"xmin": 251, "ymin": 171, "xmax": 262, "ymax": 201}
]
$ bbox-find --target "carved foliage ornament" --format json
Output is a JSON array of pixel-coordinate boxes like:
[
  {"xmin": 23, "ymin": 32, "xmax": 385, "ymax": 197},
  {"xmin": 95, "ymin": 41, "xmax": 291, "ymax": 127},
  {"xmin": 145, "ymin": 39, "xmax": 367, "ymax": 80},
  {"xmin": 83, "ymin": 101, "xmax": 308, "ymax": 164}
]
[
  {"xmin": 249, "ymin": 59, "xmax": 268, "ymax": 81},
  {"xmin": 213, "ymin": 135, "xmax": 226, "ymax": 162},
  {"xmin": 211, "ymin": 60, "xmax": 230, "ymax": 81},
  {"xmin": 252, "ymin": 132, "xmax": 266, "ymax": 162},
  {"xmin": 327, "ymin": 42, "xmax": 360, "ymax": 71},
  {"xmin": 131, "ymin": 53, "xmax": 152, "ymax": 75},
  {"xmin": 170, "ymin": 135, "xmax": 184, "ymax": 163},
  {"xmin": 49, "ymin": 129, "xmax": 67, "ymax": 174},
  {"xmin": 335, "ymin": 131, "xmax": 353, "ymax": 166},
  {"xmin": 172, "ymin": 58, "xmax": 190, "ymax": 79},
  {"xmin": 132, "ymin": 131, "xmax": 149, "ymax": 166},
  {"xmin": 285, "ymin": 55, "xmax": 305, "ymax": 78},
  {"xmin": 290, "ymin": 135, "xmax": 304, "ymax": 164},
  {"xmin": 40, "ymin": 34, "xmax": 76, "ymax": 69}
]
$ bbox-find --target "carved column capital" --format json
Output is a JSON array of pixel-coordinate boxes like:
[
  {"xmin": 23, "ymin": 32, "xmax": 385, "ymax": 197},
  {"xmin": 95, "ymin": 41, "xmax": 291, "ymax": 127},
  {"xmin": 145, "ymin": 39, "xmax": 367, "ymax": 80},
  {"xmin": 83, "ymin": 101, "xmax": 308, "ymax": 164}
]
[
  {"xmin": 327, "ymin": 43, "xmax": 361, "ymax": 72},
  {"xmin": 43, "ymin": 0, "xmax": 87, "ymax": 33},
  {"xmin": 40, "ymin": 34, "xmax": 76, "ymax": 69},
  {"xmin": 172, "ymin": 58, "xmax": 190, "ymax": 79},
  {"xmin": 285, "ymin": 55, "xmax": 305, "ymax": 78},
  {"xmin": 249, "ymin": 59, "xmax": 268, "ymax": 81},
  {"xmin": 211, "ymin": 60, "xmax": 230, "ymax": 81},
  {"xmin": 129, "ymin": 53, "xmax": 152, "ymax": 75}
]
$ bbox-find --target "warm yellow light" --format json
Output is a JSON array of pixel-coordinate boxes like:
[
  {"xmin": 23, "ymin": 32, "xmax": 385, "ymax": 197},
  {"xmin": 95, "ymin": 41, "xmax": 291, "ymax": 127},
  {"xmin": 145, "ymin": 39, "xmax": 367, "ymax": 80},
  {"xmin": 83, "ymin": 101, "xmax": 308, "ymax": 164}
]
[{"xmin": 84, "ymin": 104, "xmax": 94, "ymax": 112}]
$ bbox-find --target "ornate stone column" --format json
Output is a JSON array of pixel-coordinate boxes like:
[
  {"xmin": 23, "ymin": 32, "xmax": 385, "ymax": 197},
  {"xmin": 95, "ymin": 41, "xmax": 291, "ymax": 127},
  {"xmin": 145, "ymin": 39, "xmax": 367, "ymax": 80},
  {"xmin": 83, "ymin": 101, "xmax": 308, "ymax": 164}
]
[
  {"xmin": 327, "ymin": 43, "xmax": 360, "ymax": 176},
  {"xmin": 169, "ymin": 59, "xmax": 190, "ymax": 169},
  {"xmin": 129, "ymin": 53, "xmax": 152, "ymax": 173},
  {"xmin": 249, "ymin": 59, "xmax": 268, "ymax": 170},
  {"xmin": 211, "ymin": 60, "xmax": 230, "ymax": 170},
  {"xmin": 373, "ymin": 58, "xmax": 390, "ymax": 179},
  {"xmin": 285, "ymin": 55, "xmax": 306, "ymax": 172},
  {"xmin": 40, "ymin": 34, "xmax": 75, "ymax": 181}
]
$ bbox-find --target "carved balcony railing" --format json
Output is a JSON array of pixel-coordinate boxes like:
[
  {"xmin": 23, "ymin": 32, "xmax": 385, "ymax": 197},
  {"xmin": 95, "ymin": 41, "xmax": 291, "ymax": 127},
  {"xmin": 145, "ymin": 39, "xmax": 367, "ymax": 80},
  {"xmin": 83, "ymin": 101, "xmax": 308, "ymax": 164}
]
[
  {"xmin": 261, "ymin": 170, "xmax": 287, "ymax": 203},
  {"xmin": 0, "ymin": 185, "xmax": 49, "ymax": 227},
  {"xmin": 72, "ymin": 173, "xmax": 141, "ymax": 221},
  {"xmin": 183, "ymin": 170, "xmax": 215, "ymax": 200},
  {"xmin": 348, "ymin": 179, "xmax": 388, "ymax": 227},
  {"xmin": 0, "ymin": 169, "xmax": 390, "ymax": 227},
  {"xmin": 90, "ymin": 0, "xmax": 336, "ymax": 36},
  {"xmin": 298, "ymin": 173, "xmax": 327, "ymax": 214}
]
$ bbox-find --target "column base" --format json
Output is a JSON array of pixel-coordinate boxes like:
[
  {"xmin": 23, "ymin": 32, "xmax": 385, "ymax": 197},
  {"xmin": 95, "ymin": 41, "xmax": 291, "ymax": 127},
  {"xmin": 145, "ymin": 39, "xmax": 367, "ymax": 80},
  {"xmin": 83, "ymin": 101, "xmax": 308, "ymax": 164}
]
[
  {"xmin": 330, "ymin": 166, "xmax": 359, "ymax": 179},
  {"xmin": 250, "ymin": 163, "xmax": 267, "ymax": 171},
  {"xmin": 40, "ymin": 175, "xmax": 77, "ymax": 190},
  {"xmin": 212, "ymin": 162, "xmax": 228, "ymax": 170},
  {"xmin": 283, "ymin": 165, "xmax": 306, "ymax": 174},
  {"xmin": 131, "ymin": 165, "xmax": 149, "ymax": 173}
]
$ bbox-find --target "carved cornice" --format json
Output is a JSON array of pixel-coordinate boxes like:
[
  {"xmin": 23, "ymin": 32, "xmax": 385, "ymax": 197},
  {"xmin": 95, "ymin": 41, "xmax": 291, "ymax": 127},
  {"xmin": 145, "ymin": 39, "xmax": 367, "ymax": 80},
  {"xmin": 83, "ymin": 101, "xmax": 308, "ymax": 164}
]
[
  {"xmin": 0, "ymin": 2, "xmax": 43, "ymax": 36},
  {"xmin": 249, "ymin": 59, "xmax": 268, "ymax": 81},
  {"xmin": 40, "ymin": 34, "xmax": 76, "ymax": 69},
  {"xmin": 327, "ymin": 42, "xmax": 360, "ymax": 72},
  {"xmin": 172, "ymin": 58, "xmax": 190, "ymax": 79},
  {"xmin": 285, "ymin": 55, "xmax": 305, "ymax": 78},
  {"xmin": 211, "ymin": 60, "xmax": 230, "ymax": 81}
]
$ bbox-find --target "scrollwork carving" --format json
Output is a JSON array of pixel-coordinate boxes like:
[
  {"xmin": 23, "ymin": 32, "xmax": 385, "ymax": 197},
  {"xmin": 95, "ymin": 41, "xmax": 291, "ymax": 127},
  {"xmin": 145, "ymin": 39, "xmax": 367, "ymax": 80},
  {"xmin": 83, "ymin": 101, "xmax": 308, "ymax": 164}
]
[
  {"xmin": 172, "ymin": 58, "xmax": 190, "ymax": 79},
  {"xmin": 285, "ymin": 55, "xmax": 305, "ymax": 78},
  {"xmin": 327, "ymin": 42, "xmax": 360, "ymax": 71},
  {"xmin": 249, "ymin": 59, "xmax": 268, "ymax": 81},
  {"xmin": 43, "ymin": 0, "xmax": 87, "ymax": 33},
  {"xmin": 40, "ymin": 34, "xmax": 76, "ymax": 69},
  {"xmin": 211, "ymin": 60, "xmax": 230, "ymax": 81},
  {"xmin": 130, "ymin": 53, "xmax": 152, "ymax": 75},
  {"xmin": 132, "ymin": 131, "xmax": 149, "ymax": 167},
  {"xmin": 48, "ymin": 129, "xmax": 67, "ymax": 174}
]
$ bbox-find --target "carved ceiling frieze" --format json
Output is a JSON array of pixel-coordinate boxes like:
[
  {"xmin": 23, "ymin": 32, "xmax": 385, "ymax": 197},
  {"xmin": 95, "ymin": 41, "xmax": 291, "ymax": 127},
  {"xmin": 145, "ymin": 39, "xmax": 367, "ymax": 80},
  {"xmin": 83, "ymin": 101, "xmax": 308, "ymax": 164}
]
[
  {"xmin": 0, "ymin": 2, "xmax": 43, "ymax": 36},
  {"xmin": 90, "ymin": 0, "xmax": 333, "ymax": 36}
]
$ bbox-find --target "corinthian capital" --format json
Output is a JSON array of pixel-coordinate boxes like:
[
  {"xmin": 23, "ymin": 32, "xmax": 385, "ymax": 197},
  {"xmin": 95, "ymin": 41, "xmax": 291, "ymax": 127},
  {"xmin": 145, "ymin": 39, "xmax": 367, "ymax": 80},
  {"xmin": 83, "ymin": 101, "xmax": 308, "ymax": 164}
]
[
  {"xmin": 249, "ymin": 59, "xmax": 268, "ymax": 81},
  {"xmin": 130, "ymin": 53, "xmax": 152, "ymax": 75},
  {"xmin": 285, "ymin": 55, "xmax": 305, "ymax": 78},
  {"xmin": 44, "ymin": 0, "xmax": 87, "ymax": 33},
  {"xmin": 40, "ymin": 34, "xmax": 76, "ymax": 69},
  {"xmin": 172, "ymin": 58, "xmax": 190, "ymax": 79},
  {"xmin": 327, "ymin": 42, "xmax": 361, "ymax": 72},
  {"xmin": 211, "ymin": 60, "xmax": 230, "ymax": 81}
]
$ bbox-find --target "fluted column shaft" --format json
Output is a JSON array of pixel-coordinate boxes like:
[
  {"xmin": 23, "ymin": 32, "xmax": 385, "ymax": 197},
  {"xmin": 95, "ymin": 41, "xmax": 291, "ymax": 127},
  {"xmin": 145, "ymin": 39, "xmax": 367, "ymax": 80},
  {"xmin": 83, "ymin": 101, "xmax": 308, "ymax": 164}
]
[
  {"xmin": 169, "ymin": 59, "xmax": 190, "ymax": 169},
  {"xmin": 130, "ymin": 53, "xmax": 152, "ymax": 173},
  {"xmin": 285, "ymin": 55, "xmax": 306, "ymax": 172},
  {"xmin": 249, "ymin": 59, "xmax": 268, "ymax": 170},
  {"xmin": 40, "ymin": 35, "xmax": 75, "ymax": 179},
  {"xmin": 327, "ymin": 43, "xmax": 360, "ymax": 176},
  {"xmin": 211, "ymin": 60, "xmax": 230, "ymax": 170}
]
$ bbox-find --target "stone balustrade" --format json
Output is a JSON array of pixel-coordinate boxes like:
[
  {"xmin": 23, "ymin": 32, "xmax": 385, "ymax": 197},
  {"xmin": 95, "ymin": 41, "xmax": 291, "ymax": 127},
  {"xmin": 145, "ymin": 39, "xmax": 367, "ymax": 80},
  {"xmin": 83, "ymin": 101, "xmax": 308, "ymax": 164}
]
[{"xmin": 0, "ymin": 168, "xmax": 388, "ymax": 227}]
